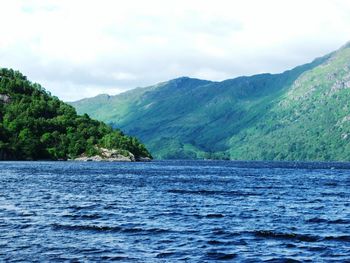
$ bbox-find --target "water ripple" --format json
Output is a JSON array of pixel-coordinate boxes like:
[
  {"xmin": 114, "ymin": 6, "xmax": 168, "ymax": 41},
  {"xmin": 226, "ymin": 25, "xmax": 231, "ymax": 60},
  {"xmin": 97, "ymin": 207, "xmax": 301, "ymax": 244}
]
[{"xmin": 0, "ymin": 160, "xmax": 349, "ymax": 262}]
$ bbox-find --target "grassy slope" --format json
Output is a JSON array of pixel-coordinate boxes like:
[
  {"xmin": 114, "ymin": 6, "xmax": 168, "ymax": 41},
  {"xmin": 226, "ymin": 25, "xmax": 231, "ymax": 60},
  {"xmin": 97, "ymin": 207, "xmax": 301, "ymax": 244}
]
[{"xmin": 229, "ymin": 45, "xmax": 350, "ymax": 161}]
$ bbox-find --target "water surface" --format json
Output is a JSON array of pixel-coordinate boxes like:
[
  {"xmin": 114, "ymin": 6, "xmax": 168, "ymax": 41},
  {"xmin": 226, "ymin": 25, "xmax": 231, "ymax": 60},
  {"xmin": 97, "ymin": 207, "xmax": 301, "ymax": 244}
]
[{"xmin": 0, "ymin": 160, "xmax": 349, "ymax": 262}]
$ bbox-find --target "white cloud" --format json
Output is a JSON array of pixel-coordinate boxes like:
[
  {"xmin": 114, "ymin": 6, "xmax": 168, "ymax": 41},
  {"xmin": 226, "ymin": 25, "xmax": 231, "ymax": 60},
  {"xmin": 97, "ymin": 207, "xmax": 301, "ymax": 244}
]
[{"xmin": 0, "ymin": 0, "xmax": 350, "ymax": 101}]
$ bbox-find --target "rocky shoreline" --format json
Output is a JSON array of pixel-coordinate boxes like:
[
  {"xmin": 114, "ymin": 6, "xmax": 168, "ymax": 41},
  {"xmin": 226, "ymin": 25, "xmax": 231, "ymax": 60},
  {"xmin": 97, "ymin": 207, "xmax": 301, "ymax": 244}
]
[
  {"xmin": 73, "ymin": 147, "xmax": 151, "ymax": 162},
  {"xmin": 0, "ymin": 147, "xmax": 152, "ymax": 162}
]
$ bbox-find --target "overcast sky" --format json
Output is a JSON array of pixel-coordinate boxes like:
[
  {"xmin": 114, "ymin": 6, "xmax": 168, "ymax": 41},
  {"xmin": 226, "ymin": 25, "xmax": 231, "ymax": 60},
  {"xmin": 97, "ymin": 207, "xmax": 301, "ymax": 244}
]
[{"xmin": 1, "ymin": 0, "xmax": 350, "ymax": 101}]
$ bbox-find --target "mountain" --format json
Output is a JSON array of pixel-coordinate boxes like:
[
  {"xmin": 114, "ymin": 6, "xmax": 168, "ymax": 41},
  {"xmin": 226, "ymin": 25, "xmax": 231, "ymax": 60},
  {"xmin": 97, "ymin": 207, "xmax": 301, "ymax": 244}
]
[
  {"xmin": 0, "ymin": 68, "xmax": 151, "ymax": 160},
  {"xmin": 71, "ymin": 43, "xmax": 350, "ymax": 161}
]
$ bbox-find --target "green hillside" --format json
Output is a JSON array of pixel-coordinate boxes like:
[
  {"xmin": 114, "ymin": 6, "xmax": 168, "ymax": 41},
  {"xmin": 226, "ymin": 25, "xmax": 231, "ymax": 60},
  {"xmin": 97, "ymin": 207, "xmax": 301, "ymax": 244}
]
[
  {"xmin": 228, "ymin": 43, "xmax": 350, "ymax": 161},
  {"xmin": 71, "ymin": 43, "xmax": 350, "ymax": 161},
  {"xmin": 0, "ymin": 68, "xmax": 151, "ymax": 160}
]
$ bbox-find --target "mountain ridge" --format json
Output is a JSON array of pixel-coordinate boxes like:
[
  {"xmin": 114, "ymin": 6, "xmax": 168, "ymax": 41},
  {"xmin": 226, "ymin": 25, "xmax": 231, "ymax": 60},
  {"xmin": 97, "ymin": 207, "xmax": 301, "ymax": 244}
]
[{"xmin": 71, "ymin": 43, "xmax": 350, "ymax": 160}]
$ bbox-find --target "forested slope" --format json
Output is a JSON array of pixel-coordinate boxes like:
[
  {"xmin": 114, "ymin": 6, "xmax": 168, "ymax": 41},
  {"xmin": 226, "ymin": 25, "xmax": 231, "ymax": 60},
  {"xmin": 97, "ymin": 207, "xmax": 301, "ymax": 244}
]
[{"xmin": 0, "ymin": 68, "xmax": 151, "ymax": 160}]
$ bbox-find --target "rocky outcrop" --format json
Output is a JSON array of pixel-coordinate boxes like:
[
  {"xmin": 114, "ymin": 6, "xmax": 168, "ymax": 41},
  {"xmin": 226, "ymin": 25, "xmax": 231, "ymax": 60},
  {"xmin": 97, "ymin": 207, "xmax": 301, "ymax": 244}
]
[
  {"xmin": 0, "ymin": 94, "xmax": 10, "ymax": 104},
  {"xmin": 74, "ymin": 147, "xmax": 136, "ymax": 162},
  {"xmin": 74, "ymin": 155, "xmax": 133, "ymax": 162}
]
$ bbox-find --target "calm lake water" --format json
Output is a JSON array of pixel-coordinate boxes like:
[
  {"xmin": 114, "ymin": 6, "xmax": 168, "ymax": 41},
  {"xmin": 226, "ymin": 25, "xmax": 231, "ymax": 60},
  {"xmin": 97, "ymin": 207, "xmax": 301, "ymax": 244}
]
[{"xmin": 0, "ymin": 160, "xmax": 349, "ymax": 262}]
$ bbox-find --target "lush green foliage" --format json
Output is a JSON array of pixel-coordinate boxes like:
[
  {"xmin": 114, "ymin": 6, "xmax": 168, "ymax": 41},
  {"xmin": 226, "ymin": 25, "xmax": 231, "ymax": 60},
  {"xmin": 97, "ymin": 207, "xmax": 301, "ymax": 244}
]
[{"xmin": 0, "ymin": 68, "xmax": 151, "ymax": 160}]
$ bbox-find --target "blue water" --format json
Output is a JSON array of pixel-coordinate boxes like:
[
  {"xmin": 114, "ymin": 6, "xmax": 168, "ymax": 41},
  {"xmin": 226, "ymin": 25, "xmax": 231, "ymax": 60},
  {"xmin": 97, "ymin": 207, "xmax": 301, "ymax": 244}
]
[{"xmin": 0, "ymin": 160, "xmax": 349, "ymax": 262}]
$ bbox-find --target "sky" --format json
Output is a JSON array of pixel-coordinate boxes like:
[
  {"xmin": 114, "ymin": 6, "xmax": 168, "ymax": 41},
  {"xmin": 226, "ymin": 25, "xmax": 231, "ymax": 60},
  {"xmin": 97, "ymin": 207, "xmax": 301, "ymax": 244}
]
[{"xmin": 1, "ymin": 0, "xmax": 350, "ymax": 101}]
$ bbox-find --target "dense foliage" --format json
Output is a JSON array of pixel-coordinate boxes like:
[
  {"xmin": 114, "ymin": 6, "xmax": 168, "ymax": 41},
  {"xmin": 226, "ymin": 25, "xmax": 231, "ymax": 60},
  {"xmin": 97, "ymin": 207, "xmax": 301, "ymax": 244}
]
[{"xmin": 0, "ymin": 68, "xmax": 151, "ymax": 160}]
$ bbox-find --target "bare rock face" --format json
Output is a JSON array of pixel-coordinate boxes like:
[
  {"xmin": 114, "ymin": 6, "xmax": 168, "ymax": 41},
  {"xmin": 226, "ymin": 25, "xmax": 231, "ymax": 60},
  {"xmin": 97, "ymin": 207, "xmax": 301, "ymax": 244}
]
[
  {"xmin": 74, "ymin": 147, "xmax": 135, "ymax": 162},
  {"xmin": 100, "ymin": 147, "xmax": 135, "ymax": 161},
  {"xmin": 0, "ymin": 94, "xmax": 10, "ymax": 104}
]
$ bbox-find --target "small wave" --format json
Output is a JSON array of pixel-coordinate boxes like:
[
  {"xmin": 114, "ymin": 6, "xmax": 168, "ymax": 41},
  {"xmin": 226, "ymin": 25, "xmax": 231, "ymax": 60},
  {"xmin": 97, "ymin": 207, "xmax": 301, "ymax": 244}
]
[
  {"xmin": 193, "ymin": 213, "xmax": 225, "ymax": 219},
  {"xmin": 306, "ymin": 217, "xmax": 350, "ymax": 224},
  {"xmin": 51, "ymin": 223, "xmax": 122, "ymax": 232},
  {"xmin": 309, "ymin": 199, "xmax": 323, "ymax": 203},
  {"xmin": 100, "ymin": 255, "xmax": 132, "ymax": 261},
  {"xmin": 167, "ymin": 189, "xmax": 256, "ymax": 196},
  {"xmin": 306, "ymin": 217, "xmax": 328, "ymax": 223},
  {"xmin": 263, "ymin": 258, "xmax": 301, "ymax": 262},
  {"xmin": 324, "ymin": 182, "xmax": 338, "ymax": 186},
  {"xmin": 62, "ymin": 213, "xmax": 102, "ymax": 220},
  {"xmin": 303, "ymin": 246, "xmax": 325, "ymax": 252},
  {"xmin": 207, "ymin": 240, "xmax": 225, "ymax": 245},
  {"xmin": 253, "ymin": 230, "xmax": 320, "ymax": 242},
  {"xmin": 285, "ymin": 243, "xmax": 297, "ymax": 248},
  {"xmin": 205, "ymin": 252, "xmax": 237, "ymax": 260},
  {"xmin": 156, "ymin": 252, "xmax": 176, "ymax": 258},
  {"xmin": 328, "ymin": 219, "xmax": 350, "ymax": 224},
  {"xmin": 17, "ymin": 224, "xmax": 32, "ymax": 229},
  {"xmin": 211, "ymin": 229, "xmax": 238, "ymax": 239},
  {"xmin": 68, "ymin": 204, "xmax": 97, "ymax": 211},
  {"xmin": 206, "ymin": 214, "xmax": 225, "ymax": 218},
  {"xmin": 321, "ymin": 192, "xmax": 348, "ymax": 198},
  {"xmin": 122, "ymin": 227, "xmax": 170, "ymax": 234},
  {"xmin": 257, "ymin": 230, "xmax": 350, "ymax": 243},
  {"xmin": 153, "ymin": 211, "xmax": 184, "ymax": 217},
  {"xmin": 207, "ymin": 239, "xmax": 247, "ymax": 246},
  {"xmin": 324, "ymin": 235, "xmax": 350, "ymax": 242},
  {"xmin": 51, "ymin": 223, "xmax": 170, "ymax": 235}
]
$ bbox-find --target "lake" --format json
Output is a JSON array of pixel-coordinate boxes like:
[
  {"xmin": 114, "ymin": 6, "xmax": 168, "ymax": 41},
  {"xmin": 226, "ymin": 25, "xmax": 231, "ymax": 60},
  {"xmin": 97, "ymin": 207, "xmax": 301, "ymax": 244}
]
[{"xmin": 0, "ymin": 160, "xmax": 349, "ymax": 262}]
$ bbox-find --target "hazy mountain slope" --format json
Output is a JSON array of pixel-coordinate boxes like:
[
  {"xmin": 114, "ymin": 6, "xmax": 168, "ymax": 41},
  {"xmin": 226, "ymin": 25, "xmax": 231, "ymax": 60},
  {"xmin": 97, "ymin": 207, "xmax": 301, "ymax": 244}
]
[{"xmin": 71, "ymin": 48, "xmax": 332, "ymax": 160}]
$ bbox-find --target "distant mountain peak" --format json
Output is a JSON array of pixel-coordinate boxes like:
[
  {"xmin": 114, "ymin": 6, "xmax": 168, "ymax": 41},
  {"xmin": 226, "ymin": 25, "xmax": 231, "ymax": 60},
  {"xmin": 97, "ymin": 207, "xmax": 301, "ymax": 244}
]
[
  {"xmin": 164, "ymin": 76, "xmax": 213, "ymax": 89},
  {"xmin": 169, "ymin": 76, "xmax": 210, "ymax": 83}
]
